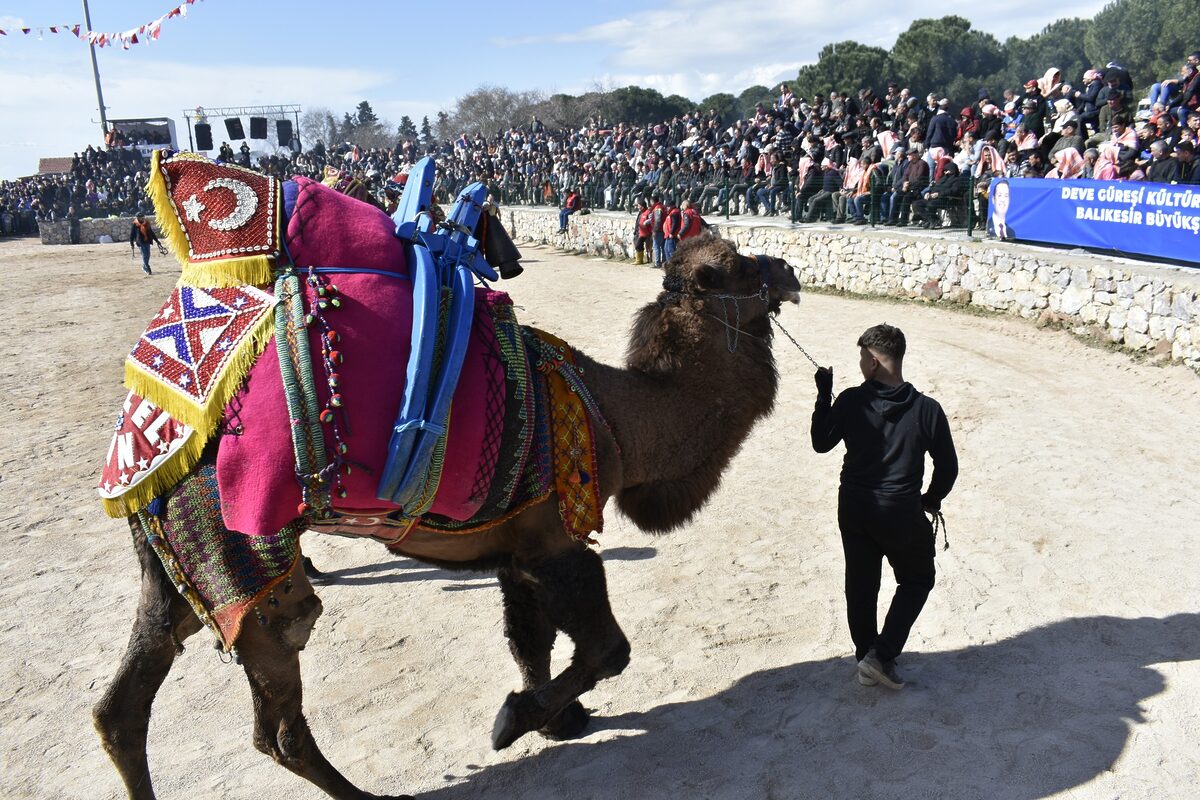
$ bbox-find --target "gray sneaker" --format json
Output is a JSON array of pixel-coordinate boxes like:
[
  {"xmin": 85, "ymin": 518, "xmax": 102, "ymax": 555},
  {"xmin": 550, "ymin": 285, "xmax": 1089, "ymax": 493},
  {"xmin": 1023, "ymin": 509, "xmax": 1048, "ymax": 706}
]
[
  {"xmin": 857, "ymin": 649, "xmax": 905, "ymax": 690},
  {"xmin": 856, "ymin": 669, "xmax": 878, "ymax": 686}
]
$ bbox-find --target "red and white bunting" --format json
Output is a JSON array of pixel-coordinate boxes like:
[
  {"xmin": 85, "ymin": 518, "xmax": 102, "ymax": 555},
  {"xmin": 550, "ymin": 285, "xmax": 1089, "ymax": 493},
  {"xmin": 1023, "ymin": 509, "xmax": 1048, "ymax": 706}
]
[{"xmin": 0, "ymin": 1, "xmax": 203, "ymax": 45}]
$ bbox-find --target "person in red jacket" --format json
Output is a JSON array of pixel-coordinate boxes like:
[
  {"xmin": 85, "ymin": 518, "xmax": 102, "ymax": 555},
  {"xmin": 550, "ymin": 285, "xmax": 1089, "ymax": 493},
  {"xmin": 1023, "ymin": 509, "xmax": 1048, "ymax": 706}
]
[
  {"xmin": 649, "ymin": 193, "xmax": 666, "ymax": 267},
  {"xmin": 633, "ymin": 197, "xmax": 653, "ymax": 265},
  {"xmin": 678, "ymin": 200, "xmax": 704, "ymax": 241},
  {"xmin": 558, "ymin": 188, "xmax": 581, "ymax": 232},
  {"xmin": 662, "ymin": 198, "xmax": 682, "ymax": 262}
]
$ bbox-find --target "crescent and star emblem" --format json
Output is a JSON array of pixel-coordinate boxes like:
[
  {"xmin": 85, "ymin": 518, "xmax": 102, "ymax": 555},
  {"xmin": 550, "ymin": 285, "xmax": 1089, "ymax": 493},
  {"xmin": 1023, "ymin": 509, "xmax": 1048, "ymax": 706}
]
[{"xmin": 180, "ymin": 177, "xmax": 258, "ymax": 231}]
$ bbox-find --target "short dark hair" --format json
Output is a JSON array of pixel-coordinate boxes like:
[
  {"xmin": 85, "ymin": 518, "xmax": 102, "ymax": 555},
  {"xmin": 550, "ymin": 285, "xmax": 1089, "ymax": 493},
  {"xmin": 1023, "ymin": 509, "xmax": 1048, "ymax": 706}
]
[{"xmin": 857, "ymin": 324, "xmax": 906, "ymax": 360}]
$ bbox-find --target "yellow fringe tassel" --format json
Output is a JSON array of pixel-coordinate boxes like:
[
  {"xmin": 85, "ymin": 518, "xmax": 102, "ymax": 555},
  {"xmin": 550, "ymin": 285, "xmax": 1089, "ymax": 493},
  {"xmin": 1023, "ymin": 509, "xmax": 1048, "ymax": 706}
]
[
  {"xmin": 99, "ymin": 429, "xmax": 207, "ymax": 518},
  {"xmin": 180, "ymin": 256, "xmax": 277, "ymax": 288},
  {"xmin": 146, "ymin": 149, "xmax": 192, "ymax": 272},
  {"xmin": 123, "ymin": 305, "xmax": 277, "ymax": 439}
]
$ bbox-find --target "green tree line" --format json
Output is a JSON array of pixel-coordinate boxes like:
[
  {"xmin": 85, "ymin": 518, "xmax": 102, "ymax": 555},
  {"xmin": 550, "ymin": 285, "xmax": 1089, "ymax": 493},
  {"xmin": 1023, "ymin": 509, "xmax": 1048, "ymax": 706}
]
[{"xmin": 790, "ymin": 0, "xmax": 1197, "ymax": 105}]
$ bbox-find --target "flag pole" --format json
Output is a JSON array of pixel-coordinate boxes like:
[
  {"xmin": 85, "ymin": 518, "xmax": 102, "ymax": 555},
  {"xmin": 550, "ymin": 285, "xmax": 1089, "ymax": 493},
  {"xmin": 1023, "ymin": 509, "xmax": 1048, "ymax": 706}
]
[{"xmin": 82, "ymin": 0, "xmax": 109, "ymax": 136}]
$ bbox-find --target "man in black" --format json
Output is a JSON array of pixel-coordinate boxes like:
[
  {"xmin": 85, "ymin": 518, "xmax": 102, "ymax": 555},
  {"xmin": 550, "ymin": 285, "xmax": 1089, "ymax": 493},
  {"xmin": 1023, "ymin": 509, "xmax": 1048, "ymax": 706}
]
[{"xmin": 811, "ymin": 324, "xmax": 958, "ymax": 689}]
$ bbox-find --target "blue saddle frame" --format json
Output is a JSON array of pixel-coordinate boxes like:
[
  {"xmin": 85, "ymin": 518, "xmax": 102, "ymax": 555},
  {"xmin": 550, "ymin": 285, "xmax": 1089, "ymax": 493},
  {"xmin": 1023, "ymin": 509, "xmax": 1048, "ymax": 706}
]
[{"xmin": 376, "ymin": 158, "xmax": 498, "ymax": 510}]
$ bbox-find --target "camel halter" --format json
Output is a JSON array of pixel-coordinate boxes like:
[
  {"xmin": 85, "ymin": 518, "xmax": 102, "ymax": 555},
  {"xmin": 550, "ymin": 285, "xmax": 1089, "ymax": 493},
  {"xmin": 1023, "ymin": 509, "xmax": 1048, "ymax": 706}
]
[{"xmin": 661, "ymin": 255, "xmax": 824, "ymax": 366}]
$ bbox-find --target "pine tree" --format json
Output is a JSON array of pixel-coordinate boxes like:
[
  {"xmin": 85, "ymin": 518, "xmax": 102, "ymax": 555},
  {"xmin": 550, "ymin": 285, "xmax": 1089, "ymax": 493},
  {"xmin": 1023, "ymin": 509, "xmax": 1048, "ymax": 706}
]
[
  {"xmin": 398, "ymin": 115, "xmax": 419, "ymax": 139},
  {"xmin": 354, "ymin": 101, "xmax": 379, "ymax": 128}
]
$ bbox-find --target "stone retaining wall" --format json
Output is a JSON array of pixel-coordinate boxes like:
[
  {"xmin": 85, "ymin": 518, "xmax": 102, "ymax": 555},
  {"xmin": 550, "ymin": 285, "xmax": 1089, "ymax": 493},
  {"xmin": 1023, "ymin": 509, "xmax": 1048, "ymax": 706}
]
[
  {"xmin": 504, "ymin": 206, "xmax": 1200, "ymax": 370},
  {"xmin": 39, "ymin": 216, "xmax": 158, "ymax": 245}
]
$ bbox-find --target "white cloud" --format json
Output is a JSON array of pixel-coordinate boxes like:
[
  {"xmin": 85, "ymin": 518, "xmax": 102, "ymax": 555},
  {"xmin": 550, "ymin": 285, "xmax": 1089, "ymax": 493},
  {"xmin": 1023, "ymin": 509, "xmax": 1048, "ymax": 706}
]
[
  {"xmin": 496, "ymin": 0, "xmax": 1110, "ymax": 100},
  {"xmin": 0, "ymin": 16, "xmax": 27, "ymax": 30}
]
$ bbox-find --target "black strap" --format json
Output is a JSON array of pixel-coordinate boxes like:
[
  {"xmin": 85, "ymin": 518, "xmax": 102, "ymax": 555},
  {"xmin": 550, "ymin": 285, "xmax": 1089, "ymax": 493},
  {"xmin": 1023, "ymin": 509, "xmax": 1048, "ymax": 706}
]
[{"xmin": 752, "ymin": 254, "xmax": 772, "ymax": 299}]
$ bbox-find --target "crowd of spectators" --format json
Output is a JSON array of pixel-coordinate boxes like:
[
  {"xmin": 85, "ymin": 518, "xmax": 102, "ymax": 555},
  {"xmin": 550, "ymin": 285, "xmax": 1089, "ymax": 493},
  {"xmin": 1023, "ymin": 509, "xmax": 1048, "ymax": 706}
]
[
  {"xmin": 0, "ymin": 145, "xmax": 150, "ymax": 237},
  {"xmin": 3, "ymin": 47, "xmax": 1197, "ymax": 241}
]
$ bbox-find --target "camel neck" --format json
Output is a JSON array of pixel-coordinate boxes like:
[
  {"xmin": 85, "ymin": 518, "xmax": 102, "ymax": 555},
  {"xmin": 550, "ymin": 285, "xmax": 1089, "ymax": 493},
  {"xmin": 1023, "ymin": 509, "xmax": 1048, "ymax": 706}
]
[{"xmin": 576, "ymin": 320, "xmax": 779, "ymax": 492}]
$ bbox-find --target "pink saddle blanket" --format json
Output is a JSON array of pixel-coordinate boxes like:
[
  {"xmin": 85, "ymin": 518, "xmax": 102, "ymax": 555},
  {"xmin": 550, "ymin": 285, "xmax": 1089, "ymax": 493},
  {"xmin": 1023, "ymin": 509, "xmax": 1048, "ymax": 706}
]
[{"xmin": 216, "ymin": 177, "xmax": 508, "ymax": 535}]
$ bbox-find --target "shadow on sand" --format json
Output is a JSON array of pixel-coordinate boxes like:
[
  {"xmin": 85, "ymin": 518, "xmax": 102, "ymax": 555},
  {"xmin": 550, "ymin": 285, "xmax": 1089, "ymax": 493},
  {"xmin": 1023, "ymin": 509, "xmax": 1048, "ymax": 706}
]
[
  {"xmin": 313, "ymin": 547, "xmax": 657, "ymax": 588},
  {"xmin": 417, "ymin": 613, "xmax": 1199, "ymax": 800}
]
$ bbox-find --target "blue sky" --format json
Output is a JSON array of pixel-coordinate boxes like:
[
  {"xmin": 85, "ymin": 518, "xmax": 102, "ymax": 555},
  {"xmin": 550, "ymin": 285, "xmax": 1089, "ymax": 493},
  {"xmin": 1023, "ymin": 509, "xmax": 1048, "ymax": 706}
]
[{"xmin": 0, "ymin": 0, "xmax": 1108, "ymax": 179}]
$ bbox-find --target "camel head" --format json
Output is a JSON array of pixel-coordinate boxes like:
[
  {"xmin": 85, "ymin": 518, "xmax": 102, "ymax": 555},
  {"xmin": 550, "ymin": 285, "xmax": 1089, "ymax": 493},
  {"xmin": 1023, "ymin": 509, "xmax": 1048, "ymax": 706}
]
[
  {"xmin": 627, "ymin": 235, "xmax": 801, "ymax": 375},
  {"xmin": 664, "ymin": 235, "xmax": 800, "ymax": 314}
]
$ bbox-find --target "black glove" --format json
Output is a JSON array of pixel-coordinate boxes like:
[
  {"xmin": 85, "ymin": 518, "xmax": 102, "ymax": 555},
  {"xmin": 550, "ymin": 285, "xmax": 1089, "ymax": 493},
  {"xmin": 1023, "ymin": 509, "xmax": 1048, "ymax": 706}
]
[
  {"xmin": 814, "ymin": 366, "xmax": 833, "ymax": 397},
  {"xmin": 921, "ymin": 493, "xmax": 941, "ymax": 514}
]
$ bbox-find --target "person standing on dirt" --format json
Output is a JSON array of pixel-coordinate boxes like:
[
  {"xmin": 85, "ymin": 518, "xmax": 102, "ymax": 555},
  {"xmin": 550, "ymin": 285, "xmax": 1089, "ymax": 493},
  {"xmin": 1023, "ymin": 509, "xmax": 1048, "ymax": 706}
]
[
  {"xmin": 810, "ymin": 323, "xmax": 958, "ymax": 690},
  {"xmin": 129, "ymin": 214, "xmax": 160, "ymax": 276}
]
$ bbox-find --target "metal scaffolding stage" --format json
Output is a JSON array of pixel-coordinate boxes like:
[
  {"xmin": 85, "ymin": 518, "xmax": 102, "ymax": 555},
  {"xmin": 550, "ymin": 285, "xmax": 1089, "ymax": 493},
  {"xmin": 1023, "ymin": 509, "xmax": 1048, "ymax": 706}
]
[{"xmin": 182, "ymin": 104, "xmax": 302, "ymax": 151}]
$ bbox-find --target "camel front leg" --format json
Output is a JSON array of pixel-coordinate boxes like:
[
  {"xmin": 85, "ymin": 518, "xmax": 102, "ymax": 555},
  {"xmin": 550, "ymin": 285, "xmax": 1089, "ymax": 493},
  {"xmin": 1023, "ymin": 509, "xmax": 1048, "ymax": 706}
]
[
  {"xmin": 94, "ymin": 526, "xmax": 203, "ymax": 800},
  {"xmin": 498, "ymin": 564, "xmax": 590, "ymax": 740},
  {"xmin": 236, "ymin": 577, "xmax": 412, "ymax": 800},
  {"xmin": 491, "ymin": 547, "xmax": 630, "ymax": 750}
]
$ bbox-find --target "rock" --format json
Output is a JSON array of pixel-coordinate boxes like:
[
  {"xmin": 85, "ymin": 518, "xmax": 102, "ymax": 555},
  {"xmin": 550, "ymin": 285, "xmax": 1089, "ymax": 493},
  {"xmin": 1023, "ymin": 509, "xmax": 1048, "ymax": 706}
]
[
  {"xmin": 944, "ymin": 287, "xmax": 972, "ymax": 304},
  {"xmin": 920, "ymin": 280, "xmax": 942, "ymax": 300},
  {"xmin": 1126, "ymin": 307, "xmax": 1149, "ymax": 335},
  {"xmin": 1124, "ymin": 330, "xmax": 1151, "ymax": 350},
  {"xmin": 1174, "ymin": 294, "xmax": 1194, "ymax": 322},
  {"xmin": 1016, "ymin": 291, "xmax": 1043, "ymax": 311},
  {"xmin": 1059, "ymin": 285, "xmax": 1092, "ymax": 315}
]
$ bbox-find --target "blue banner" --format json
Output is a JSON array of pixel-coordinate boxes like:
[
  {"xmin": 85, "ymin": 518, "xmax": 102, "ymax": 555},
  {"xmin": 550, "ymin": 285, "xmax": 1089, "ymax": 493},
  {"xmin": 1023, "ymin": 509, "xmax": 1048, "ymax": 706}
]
[{"xmin": 987, "ymin": 177, "xmax": 1200, "ymax": 264}]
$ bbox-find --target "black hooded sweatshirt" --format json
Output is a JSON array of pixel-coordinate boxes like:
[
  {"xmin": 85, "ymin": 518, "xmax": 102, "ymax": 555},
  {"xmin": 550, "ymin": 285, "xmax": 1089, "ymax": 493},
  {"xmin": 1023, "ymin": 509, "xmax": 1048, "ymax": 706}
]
[{"xmin": 811, "ymin": 380, "xmax": 958, "ymax": 508}]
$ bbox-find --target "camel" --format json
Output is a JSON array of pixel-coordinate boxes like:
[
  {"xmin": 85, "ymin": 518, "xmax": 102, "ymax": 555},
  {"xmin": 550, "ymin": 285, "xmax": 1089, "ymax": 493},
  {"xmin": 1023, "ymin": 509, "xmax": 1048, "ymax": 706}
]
[{"xmin": 93, "ymin": 235, "xmax": 802, "ymax": 800}]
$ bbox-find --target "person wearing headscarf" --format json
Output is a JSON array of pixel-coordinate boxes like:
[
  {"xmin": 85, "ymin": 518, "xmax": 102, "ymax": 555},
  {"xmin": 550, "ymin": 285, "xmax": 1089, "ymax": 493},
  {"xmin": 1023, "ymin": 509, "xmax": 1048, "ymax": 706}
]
[
  {"xmin": 977, "ymin": 103, "xmax": 1003, "ymax": 142},
  {"xmin": 1013, "ymin": 124, "xmax": 1040, "ymax": 156},
  {"xmin": 1052, "ymin": 98, "xmax": 1079, "ymax": 133},
  {"xmin": 1038, "ymin": 68, "xmax": 1064, "ymax": 101},
  {"xmin": 1046, "ymin": 148, "xmax": 1085, "ymax": 179},
  {"xmin": 1094, "ymin": 146, "xmax": 1120, "ymax": 180}
]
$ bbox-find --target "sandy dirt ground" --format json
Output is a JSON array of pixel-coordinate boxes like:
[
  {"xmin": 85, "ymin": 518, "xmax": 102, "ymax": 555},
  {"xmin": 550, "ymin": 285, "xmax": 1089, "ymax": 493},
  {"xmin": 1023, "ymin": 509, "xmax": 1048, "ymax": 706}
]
[{"xmin": 1, "ymin": 236, "xmax": 1198, "ymax": 800}]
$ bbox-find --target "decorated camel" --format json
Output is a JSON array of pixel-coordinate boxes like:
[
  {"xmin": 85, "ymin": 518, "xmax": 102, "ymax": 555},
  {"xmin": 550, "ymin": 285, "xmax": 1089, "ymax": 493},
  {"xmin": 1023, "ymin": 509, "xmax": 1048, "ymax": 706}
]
[{"xmin": 92, "ymin": 151, "xmax": 802, "ymax": 800}]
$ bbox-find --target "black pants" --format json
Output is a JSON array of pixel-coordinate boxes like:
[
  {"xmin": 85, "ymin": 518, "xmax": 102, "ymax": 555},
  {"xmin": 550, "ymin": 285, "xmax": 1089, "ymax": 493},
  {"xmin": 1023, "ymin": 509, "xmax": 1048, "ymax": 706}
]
[{"xmin": 838, "ymin": 490, "xmax": 935, "ymax": 663}]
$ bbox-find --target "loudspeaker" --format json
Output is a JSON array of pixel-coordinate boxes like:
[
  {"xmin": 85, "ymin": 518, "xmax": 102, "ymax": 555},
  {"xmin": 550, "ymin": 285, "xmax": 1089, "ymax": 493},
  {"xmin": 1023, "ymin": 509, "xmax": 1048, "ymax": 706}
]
[
  {"xmin": 276, "ymin": 119, "xmax": 294, "ymax": 147},
  {"xmin": 195, "ymin": 123, "xmax": 213, "ymax": 151},
  {"xmin": 224, "ymin": 117, "xmax": 245, "ymax": 139},
  {"xmin": 249, "ymin": 116, "xmax": 268, "ymax": 139}
]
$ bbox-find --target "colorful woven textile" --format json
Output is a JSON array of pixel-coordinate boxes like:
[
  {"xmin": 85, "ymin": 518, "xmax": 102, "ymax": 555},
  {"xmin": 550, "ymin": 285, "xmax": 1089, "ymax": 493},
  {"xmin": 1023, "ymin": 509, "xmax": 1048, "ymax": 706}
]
[
  {"xmin": 418, "ymin": 303, "xmax": 551, "ymax": 534},
  {"xmin": 147, "ymin": 151, "xmax": 281, "ymax": 287},
  {"xmin": 525, "ymin": 329, "xmax": 605, "ymax": 543},
  {"xmin": 123, "ymin": 283, "xmax": 276, "ymax": 438},
  {"xmin": 97, "ymin": 391, "xmax": 199, "ymax": 518},
  {"xmin": 140, "ymin": 455, "xmax": 301, "ymax": 651}
]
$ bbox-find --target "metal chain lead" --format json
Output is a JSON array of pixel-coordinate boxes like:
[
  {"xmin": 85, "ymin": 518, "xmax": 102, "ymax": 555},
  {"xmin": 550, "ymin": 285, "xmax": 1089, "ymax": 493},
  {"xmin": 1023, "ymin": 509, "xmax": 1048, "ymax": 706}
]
[{"xmin": 770, "ymin": 316, "xmax": 823, "ymax": 369}]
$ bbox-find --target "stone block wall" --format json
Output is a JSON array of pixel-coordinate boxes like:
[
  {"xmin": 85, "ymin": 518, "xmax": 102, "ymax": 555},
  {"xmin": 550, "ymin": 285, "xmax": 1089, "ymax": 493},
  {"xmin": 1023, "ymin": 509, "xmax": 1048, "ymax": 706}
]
[
  {"xmin": 39, "ymin": 216, "xmax": 159, "ymax": 246},
  {"xmin": 504, "ymin": 207, "xmax": 1200, "ymax": 370}
]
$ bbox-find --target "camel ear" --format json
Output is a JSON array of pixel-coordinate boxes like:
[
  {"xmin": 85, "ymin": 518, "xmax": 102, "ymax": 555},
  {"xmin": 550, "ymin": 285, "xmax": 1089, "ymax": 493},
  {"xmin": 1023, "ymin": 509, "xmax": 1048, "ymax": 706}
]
[{"xmin": 694, "ymin": 263, "xmax": 725, "ymax": 292}]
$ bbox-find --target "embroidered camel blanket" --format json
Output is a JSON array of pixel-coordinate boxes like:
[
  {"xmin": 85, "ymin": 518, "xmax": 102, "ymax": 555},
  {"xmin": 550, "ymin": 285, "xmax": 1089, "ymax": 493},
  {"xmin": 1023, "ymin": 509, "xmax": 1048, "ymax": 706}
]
[{"xmin": 100, "ymin": 155, "xmax": 525, "ymax": 535}]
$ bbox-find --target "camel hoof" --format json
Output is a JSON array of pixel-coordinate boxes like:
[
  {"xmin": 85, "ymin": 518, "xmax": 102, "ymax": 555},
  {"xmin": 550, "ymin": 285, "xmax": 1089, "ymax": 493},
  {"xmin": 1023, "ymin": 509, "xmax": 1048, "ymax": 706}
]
[
  {"xmin": 491, "ymin": 691, "xmax": 541, "ymax": 750},
  {"xmin": 302, "ymin": 557, "xmax": 334, "ymax": 586},
  {"xmin": 539, "ymin": 700, "xmax": 590, "ymax": 741}
]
